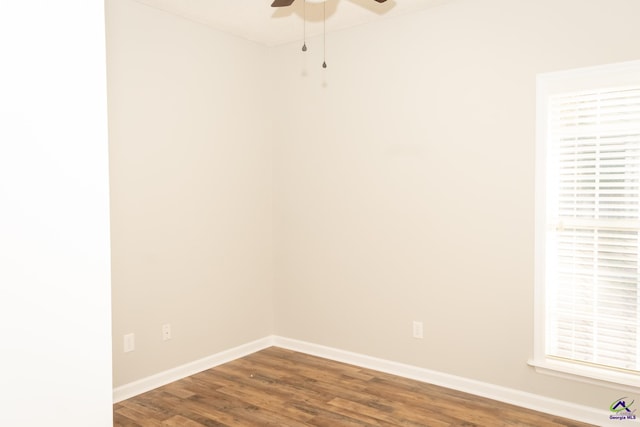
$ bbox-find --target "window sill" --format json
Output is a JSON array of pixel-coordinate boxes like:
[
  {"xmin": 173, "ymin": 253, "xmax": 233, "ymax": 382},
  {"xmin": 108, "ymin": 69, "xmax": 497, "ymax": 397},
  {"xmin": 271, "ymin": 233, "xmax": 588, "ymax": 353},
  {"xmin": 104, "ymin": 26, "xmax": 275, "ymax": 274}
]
[{"xmin": 528, "ymin": 358, "xmax": 640, "ymax": 393}]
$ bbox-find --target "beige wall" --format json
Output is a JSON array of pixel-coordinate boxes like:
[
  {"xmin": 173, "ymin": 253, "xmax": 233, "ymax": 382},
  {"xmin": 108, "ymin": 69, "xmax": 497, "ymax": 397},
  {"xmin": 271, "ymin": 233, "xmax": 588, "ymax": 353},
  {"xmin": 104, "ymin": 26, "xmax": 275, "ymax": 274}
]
[
  {"xmin": 108, "ymin": 0, "xmax": 640, "ymax": 411},
  {"xmin": 272, "ymin": 0, "xmax": 640, "ymax": 409},
  {"xmin": 107, "ymin": 0, "xmax": 274, "ymax": 387}
]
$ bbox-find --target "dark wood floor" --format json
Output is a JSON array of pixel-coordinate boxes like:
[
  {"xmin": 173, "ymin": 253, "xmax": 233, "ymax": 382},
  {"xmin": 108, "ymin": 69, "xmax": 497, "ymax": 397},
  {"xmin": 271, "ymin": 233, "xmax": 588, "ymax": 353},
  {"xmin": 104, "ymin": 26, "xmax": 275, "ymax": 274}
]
[{"xmin": 114, "ymin": 347, "xmax": 595, "ymax": 427}]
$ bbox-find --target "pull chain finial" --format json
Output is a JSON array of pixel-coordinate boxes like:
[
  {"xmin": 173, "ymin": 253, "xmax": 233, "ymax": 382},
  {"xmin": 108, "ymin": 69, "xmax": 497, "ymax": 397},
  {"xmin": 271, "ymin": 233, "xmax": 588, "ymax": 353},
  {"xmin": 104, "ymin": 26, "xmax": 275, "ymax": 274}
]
[
  {"xmin": 322, "ymin": 1, "xmax": 327, "ymax": 68},
  {"xmin": 301, "ymin": 0, "xmax": 307, "ymax": 51}
]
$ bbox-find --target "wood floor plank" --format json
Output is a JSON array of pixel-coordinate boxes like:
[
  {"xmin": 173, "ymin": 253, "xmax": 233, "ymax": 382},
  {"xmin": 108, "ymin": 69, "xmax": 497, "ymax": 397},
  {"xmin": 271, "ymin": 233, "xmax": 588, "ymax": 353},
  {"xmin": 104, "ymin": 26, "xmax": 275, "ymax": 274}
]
[
  {"xmin": 161, "ymin": 415, "xmax": 208, "ymax": 427},
  {"xmin": 114, "ymin": 347, "xmax": 597, "ymax": 427}
]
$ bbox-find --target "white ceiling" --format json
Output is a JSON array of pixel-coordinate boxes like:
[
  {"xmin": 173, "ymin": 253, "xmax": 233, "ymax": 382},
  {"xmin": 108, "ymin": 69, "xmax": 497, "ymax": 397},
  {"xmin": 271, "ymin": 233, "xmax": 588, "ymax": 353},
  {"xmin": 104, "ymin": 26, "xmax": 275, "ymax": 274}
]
[{"xmin": 132, "ymin": 0, "xmax": 449, "ymax": 47}]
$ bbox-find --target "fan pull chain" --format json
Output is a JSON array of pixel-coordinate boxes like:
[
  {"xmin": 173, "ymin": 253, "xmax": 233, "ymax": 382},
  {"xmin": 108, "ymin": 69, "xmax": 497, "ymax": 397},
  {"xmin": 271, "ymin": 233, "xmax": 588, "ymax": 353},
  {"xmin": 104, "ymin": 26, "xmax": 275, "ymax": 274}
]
[
  {"xmin": 322, "ymin": 1, "xmax": 327, "ymax": 68},
  {"xmin": 301, "ymin": 0, "xmax": 307, "ymax": 51}
]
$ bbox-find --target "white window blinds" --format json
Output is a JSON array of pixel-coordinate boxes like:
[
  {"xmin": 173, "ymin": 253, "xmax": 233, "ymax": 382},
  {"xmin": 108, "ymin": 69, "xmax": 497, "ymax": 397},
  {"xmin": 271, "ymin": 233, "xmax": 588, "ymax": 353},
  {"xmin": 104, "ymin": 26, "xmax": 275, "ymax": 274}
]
[{"xmin": 546, "ymin": 85, "xmax": 640, "ymax": 374}]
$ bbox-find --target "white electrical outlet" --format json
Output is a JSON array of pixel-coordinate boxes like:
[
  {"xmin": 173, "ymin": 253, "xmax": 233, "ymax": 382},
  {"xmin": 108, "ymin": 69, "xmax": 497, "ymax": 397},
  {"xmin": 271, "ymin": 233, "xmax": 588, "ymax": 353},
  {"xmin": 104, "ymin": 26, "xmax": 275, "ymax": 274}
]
[
  {"xmin": 124, "ymin": 333, "xmax": 135, "ymax": 352},
  {"xmin": 412, "ymin": 321, "xmax": 423, "ymax": 339},
  {"xmin": 162, "ymin": 324, "xmax": 171, "ymax": 341}
]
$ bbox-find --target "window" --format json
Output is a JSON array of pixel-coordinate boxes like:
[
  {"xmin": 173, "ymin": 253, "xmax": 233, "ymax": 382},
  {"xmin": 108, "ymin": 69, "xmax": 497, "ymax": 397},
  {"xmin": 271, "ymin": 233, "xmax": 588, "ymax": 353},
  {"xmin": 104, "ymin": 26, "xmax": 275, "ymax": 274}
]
[{"xmin": 534, "ymin": 60, "xmax": 640, "ymax": 389}]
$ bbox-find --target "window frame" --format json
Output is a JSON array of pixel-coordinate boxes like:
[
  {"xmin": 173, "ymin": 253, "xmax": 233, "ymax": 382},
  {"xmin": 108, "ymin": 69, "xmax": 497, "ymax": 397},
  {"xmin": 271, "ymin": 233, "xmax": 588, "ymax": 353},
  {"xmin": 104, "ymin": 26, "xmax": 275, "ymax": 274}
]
[{"xmin": 532, "ymin": 60, "xmax": 640, "ymax": 392}]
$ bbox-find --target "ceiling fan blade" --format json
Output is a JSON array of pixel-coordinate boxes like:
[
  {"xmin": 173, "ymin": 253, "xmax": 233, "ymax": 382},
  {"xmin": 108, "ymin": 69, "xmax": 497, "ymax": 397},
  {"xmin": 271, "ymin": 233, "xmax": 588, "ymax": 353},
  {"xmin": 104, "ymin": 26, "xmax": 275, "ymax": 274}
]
[{"xmin": 271, "ymin": 0, "xmax": 296, "ymax": 7}]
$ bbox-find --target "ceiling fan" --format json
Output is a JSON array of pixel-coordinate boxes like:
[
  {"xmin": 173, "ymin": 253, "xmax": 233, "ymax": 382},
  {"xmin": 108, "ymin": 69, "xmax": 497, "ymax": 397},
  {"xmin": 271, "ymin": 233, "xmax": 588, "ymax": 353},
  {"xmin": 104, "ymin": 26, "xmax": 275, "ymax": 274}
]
[
  {"xmin": 271, "ymin": 0, "xmax": 387, "ymax": 7},
  {"xmin": 272, "ymin": 0, "xmax": 390, "ymax": 69}
]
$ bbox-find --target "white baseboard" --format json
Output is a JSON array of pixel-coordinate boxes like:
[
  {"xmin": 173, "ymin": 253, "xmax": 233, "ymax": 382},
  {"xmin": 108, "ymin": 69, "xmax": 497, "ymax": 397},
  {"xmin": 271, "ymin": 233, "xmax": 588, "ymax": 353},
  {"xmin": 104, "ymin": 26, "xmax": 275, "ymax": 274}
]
[
  {"xmin": 112, "ymin": 336, "xmax": 274, "ymax": 403},
  {"xmin": 114, "ymin": 335, "xmax": 615, "ymax": 426},
  {"xmin": 272, "ymin": 336, "xmax": 615, "ymax": 427}
]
